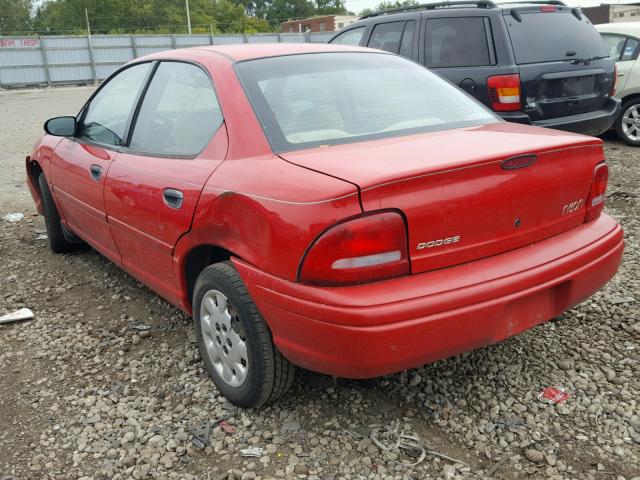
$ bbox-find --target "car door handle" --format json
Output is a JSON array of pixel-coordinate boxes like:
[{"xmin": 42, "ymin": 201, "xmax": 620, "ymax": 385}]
[
  {"xmin": 618, "ymin": 72, "xmax": 625, "ymax": 77},
  {"xmin": 89, "ymin": 164, "xmax": 102, "ymax": 181},
  {"xmin": 163, "ymin": 188, "xmax": 183, "ymax": 209}
]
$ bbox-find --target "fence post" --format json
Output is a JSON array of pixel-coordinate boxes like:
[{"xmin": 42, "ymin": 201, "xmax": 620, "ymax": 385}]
[
  {"xmin": 244, "ymin": 34, "xmax": 248, "ymax": 43},
  {"xmin": 86, "ymin": 34, "xmax": 98, "ymax": 83},
  {"xmin": 171, "ymin": 35, "xmax": 176, "ymax": 49},
  {"xmin": 131, "ymin": 35, "xmax": 138, "ymax": 59},
  {"xmin": 278, "ymin": 33, "xmax": 282, "ymax": 42},
  {"xmin": 39, "ymin": 36, "xmax": 51, "ymax": 86}
]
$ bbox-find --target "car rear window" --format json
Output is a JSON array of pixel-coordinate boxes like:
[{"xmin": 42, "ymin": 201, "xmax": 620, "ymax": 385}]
[
  {"xmin": 235, "ymin": 52, "xmax": 498, "ymax": 153},
  {"xmin": 506, "ymin": 11, "xmax": 608, "ymax": 64}
]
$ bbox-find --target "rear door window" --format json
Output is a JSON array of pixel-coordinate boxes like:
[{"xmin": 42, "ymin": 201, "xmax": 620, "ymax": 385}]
[
  {"xmin": 368, "ymin": 21, "xmax": 405, "ymax": 53},
  {"xmin": 128, "ymin": 62, "xmax": 223, "ymax": 157},
  {"xmin": 425, "ymin": 17, "xmax": 491, "ymax": 68},
  {"xmin": 621, "ymin": 37, "xmax": 639, "ymax": 61},
  {"xmin": 331, "ymin": 27, "xmax": 365, "ymax": 46},
  {"xmin": 506, "ymin": 12, "xmax": 608, "ymax": 64},
  {"xmin": 601, "ymin": 34, "xmax": 627, "ymax": 60}
]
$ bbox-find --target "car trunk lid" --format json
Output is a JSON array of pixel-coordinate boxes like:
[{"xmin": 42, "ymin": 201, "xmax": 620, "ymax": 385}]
[
  {"xmin": 503, "ymin": 8, "xmax": 616, "ymax": 120},
  {"xmin": 280, "ymin": 123, "xmax": 604, "ymax": 274}
]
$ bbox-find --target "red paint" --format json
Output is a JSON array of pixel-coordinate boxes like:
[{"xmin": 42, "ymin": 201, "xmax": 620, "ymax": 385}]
[{"xmin": 27, "ymin": 44, "xmax": 624, "ymax": 379}]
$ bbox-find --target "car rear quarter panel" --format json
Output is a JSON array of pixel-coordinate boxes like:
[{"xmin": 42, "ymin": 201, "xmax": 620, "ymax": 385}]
[{"xmin": 173, "ymin": 156, "xmax": 361, "ymax": 311}]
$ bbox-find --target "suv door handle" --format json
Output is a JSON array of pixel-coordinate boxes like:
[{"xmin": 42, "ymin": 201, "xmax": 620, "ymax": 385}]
[
  {"xmin": 163, "ymin": 188, "xmax": 183, "ymax": 209},
  {"xmin": 89, "ymin": 164, "xmax": 102, "ymax": 181},
  {"xmin": 618, "ymin": 72, "xmax": 625, "ymax": 77}
]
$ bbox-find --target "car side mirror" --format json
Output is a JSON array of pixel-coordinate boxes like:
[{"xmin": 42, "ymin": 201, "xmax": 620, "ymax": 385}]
[{"xmin": 44, "ymin": 116, "xmax": 77, "ymax": 137}]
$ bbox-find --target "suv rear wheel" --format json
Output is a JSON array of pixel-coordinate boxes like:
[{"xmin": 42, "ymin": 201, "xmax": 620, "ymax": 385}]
[{"xmin": 616, "ymin": 99, "xmax": 640, "ymax": 146}]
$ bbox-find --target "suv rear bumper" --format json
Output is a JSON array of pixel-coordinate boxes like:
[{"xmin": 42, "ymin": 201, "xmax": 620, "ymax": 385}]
[
  {"xmin": 233, "ymin": 214, "xmax": 623, "ymax": 379},
  {"xmin": 499, "ymin": 97, "xmax": 621, "ymax": 136}
]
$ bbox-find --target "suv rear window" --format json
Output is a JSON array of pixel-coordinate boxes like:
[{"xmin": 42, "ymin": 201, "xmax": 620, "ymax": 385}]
[
  {"xmin": 506, "ymin": 12, "xmax": 608, "ymax": 64},
  {"xmin": 425, "ymin": 17, "xmax": 492, "ymax": 68}
]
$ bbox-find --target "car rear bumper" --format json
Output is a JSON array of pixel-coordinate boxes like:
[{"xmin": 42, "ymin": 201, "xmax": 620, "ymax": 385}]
[
  {"xmin": 233, "ymin": 214, "xmax": 623, "ymax": 379},
  {"xmin": 499, "ymin": 97, "xmax": 621, "ymax": 136}
]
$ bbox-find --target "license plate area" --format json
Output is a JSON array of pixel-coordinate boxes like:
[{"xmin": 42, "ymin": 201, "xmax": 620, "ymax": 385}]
[
  {"xmin": 497, "ymin": 281, "xmax": 572, "ymax": 340},
  {"xmin": 541, "ymin": 75, "xmax": 597, "ymax": 99}
]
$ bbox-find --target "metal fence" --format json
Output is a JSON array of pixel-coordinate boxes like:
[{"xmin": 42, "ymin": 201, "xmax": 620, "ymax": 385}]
[{"xmin": 0, "ymin": 32, "xmax": 334, "ymax": 88}]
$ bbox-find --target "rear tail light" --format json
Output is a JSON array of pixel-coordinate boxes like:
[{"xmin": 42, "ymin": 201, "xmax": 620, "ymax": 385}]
[
  {"xmin": 611, "ymin": 64, "xmax": 617, "ymax": 96},
  {"xmin": 540, "ymin": 5, "xmax": 556, "ymax": 12},
  {"xmin": 487, "ymin": 74, "xmax": 521, "ymax": 112},
  {"xmin": 585, "ymin": 162, "xmax": 609, "ymax": 222},
  {"xmin": 299, "ymin": 211, "xmax": 410, "ymax": 286}
]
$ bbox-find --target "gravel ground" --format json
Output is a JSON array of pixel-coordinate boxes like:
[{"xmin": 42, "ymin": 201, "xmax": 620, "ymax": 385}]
[{"xmin": 0, "ymin": 87, "xmax": 639, "ymax": 480}]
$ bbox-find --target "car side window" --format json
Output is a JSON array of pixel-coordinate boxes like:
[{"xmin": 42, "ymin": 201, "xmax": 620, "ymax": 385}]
[
  {"xmin": 399, "ymin": 20, "xmax": 416, "ymax": 58},
  {"xmin": 79, "ymin": 63, "xmax": 151, "ymax": 147},
  {"xmin": 621, "ymin": 37, "xmax": 639, "ymax": 61},
  {"xmin": 128, "ymin": 62, "xmax": 223, "ymax": 157},
  {"xmin": 368, "ymin": 21, "xmax": 405, "ymax": 54},
  {"xmin": 602, "ymin": 34, "xmax": 627, "ymax": 61},
  {"xmin": 331, "ymin": 27, "xmax": 365, "ymax": 46},
  {"xmin": 425, "ymin": 17, "xmax": 491, "ymax": 68}
]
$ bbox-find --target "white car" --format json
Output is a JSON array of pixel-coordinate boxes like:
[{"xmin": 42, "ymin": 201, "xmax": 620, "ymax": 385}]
[{"xmin": 597, "ymin": 23, "xmax": 640, "ymax": 145}]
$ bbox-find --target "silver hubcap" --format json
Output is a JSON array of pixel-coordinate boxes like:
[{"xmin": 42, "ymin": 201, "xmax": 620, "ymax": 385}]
[
  {"xmin": 622, "ymin": 104, "xmax": 640, "ymax": 141},
  {"xmin": 200, "ymin": 290, "xmax": 249, "ymax": 387}
]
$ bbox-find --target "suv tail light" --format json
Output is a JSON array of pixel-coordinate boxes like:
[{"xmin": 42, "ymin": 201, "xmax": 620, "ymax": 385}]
[
  {"xmin": 585, "ymin": 162, "xmax": 609, "ymax": 222},
  {"xmin": 299, "ymin": 211, "xmax": 410, "ymax": 286},
  {"xmin": 487, "ymin": 74, "xmax": 521, "ymax": 112},
  {"xmin": 611, "ymin": 64, "xmax": 617, "ymax": 96}
]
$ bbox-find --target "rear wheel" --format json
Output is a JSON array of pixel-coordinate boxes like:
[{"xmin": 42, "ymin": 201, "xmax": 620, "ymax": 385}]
[
  {"xmin": 616, "ymin": 99, "xmax": 640, "ymax": 146},
  {"xmin": 193, "ymin": 261, "xmax": 295, "ymax": 408},
  {"xmin": 38, "ymin": 172, "xmax": 76, "ymax": 253}
]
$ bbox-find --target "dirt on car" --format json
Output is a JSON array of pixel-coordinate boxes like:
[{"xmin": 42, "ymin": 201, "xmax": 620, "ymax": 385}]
[{"xmin": 0, "ymin": 86, "xmax": 638, "ymax": 480}]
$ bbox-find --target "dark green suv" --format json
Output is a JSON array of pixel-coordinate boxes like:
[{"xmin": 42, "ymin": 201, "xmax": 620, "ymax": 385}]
[{"xmin": 329, "ymin": 0, "xmax": 620, "ymax": 136}]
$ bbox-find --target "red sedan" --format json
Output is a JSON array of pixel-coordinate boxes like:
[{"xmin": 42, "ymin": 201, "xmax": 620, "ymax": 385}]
[{"xmin": 27, "ymin": 44, "xmax": 623, "ymax": 407}]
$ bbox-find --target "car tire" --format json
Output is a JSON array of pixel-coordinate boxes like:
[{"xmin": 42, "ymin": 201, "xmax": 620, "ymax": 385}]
[
  {"xmin": 193, "ymin": 261, "xmax": 295, "ymax": 408},
  {"xmin": 38, "ymin": 172, "xmax": 76, "ymax": 253},
  {"xmin": 615, "ymin": 99, "xmax": 640, "ymax": 146}
]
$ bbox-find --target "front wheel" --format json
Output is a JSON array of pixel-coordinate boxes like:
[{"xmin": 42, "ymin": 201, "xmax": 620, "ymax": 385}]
[
  {"xmin": 193, "ymin": 262, "xmax": 295, "ymax": 408},
  {"xmin": 615, "ymin": 99, "xmax": 640, "ymax": 146},
  {"xmin": 38, "ymin": 172, "xmax": 76, "ymax": 253}
]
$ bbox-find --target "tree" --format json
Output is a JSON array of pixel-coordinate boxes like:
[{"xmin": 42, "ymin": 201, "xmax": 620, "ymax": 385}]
[
  {"xmin": 315, "ymin": 0, "xmax": 347, "ymax": 15},
  {"xmin": 0, "ymin": 0, "xmax": 33, "ymax": 35},
  {"xmin": 30, "ymin": 0, "xmax": 274, "ymax": 34},
  {"xmin": 359, "ymin": 0, "xmax": 417, "ymax": 16},
  {"xmin": 266, "ymin": 0, "xmax": 315, "ymax": 23}
]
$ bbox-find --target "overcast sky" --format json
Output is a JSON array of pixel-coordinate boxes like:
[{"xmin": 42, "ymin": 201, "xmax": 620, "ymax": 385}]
[{"xmin": 343, "ymin": 0, "xmax": 640, "ymax": 15}]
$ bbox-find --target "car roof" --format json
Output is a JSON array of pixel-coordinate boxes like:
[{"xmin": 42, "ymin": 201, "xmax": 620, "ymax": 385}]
[
  {"xmin": 596, "ymin": 22, "xmax": 640, "ymax": 37},
  {"xmin": 189, "ymin": 43, "xmax": 378, "ymax": 62}
]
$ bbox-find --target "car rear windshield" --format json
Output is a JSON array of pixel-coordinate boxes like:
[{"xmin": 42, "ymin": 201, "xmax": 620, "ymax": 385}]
[
  {"xmin": 506, "ymin": 11, "xmax": 608, "ymax": 65},
  {"xmin": 235, "ymin": 52, "xmax": 498, "ymax": 153}
]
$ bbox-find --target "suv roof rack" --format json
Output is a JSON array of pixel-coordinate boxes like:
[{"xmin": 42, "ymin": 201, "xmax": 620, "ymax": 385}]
[
  {"xmin": 499, "ymin": 0, "xmax": 566, "ymax": 5},
  {"xmin": 360, "ymin": 1, "xmax": 498, "ymax": 19},
  {"xmin": 359, "ymin": 0, "xmax": 567, "ymax": 19}
]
